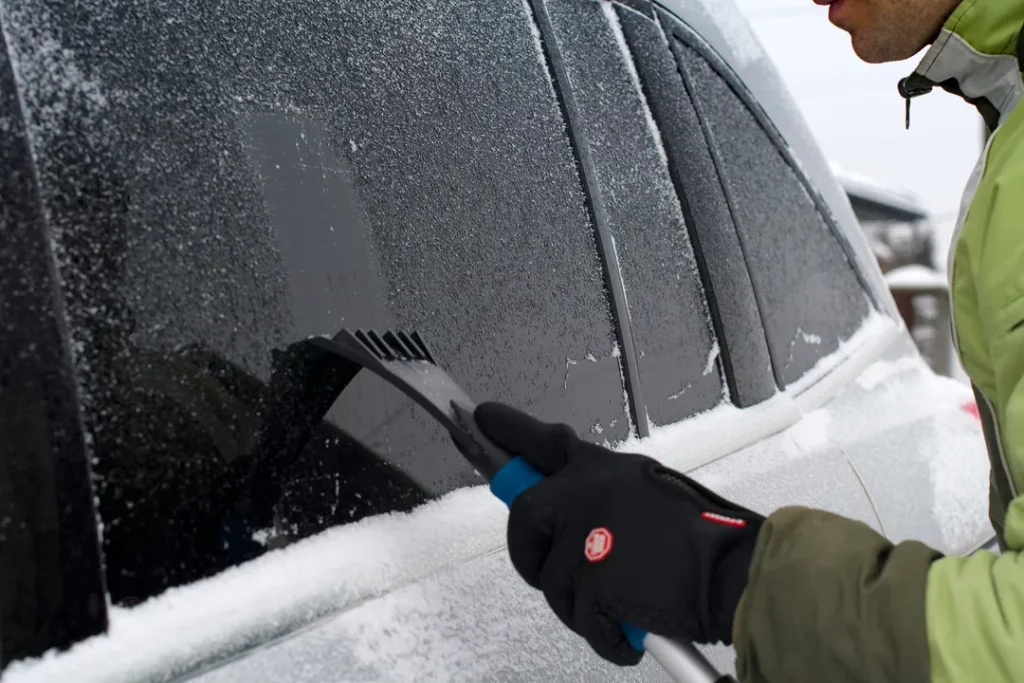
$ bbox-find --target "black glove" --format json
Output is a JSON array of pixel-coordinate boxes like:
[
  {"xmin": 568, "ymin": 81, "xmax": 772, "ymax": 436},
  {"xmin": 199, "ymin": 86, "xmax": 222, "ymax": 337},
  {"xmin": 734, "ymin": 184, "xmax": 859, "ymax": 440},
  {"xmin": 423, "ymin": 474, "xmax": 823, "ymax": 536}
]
[{"xmin": 475, "ymin": 402, "xmax": 765, "ymax": 666}]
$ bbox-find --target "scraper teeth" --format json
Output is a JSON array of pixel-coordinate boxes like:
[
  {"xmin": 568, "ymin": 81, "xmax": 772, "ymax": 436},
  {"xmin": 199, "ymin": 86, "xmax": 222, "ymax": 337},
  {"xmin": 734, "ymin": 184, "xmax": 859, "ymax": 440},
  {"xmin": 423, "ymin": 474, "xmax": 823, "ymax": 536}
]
[
  {"xmin": 382, "ymin": 331, "xmax": 411, "ymax": 360},
  {"xmin": 408, "ymin": 331, "xmax": 436, "ymax": 364},
  {"xmin": 347, "ymin": 328, "xmax": 435, "ymax": 364},
  {"xmin": 353, "ymin": 330, "xmax": 373, "ymax": 356},
  {"xmin": 367, "ymin": 331, "xmax": 394, "ymax": 360},
  {"xmin": 397, "ymin": 331, "xmax": 425, "ymax": 361},
  {"xmin": 357, "ymin": 330, "xmax": 392, "ymax": 360}
]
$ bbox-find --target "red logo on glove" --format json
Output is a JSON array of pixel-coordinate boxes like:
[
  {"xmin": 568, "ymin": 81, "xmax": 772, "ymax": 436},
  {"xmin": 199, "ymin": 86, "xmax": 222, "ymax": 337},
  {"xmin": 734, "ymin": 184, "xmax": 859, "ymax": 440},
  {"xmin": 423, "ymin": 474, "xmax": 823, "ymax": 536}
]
[{"xmin": 584, "ymin": 527, "xmax": 613, "ymax": 562}]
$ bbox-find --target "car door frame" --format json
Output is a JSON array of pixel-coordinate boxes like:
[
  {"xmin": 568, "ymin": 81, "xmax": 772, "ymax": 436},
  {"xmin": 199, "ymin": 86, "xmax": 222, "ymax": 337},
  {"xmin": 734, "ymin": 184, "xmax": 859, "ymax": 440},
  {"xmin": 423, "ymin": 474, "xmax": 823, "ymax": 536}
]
[{"xmin": 0, "ymin": 25, "xmax": 108, "ymax": 668}]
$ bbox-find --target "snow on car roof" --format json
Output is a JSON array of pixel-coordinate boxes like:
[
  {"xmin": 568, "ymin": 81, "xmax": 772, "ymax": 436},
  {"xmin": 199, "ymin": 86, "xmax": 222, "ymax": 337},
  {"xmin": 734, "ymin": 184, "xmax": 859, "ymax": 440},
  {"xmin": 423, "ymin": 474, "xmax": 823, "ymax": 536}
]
[
  {"xmin": 884, "ymin": 264, "xmax": 949, "ymax": 292},
  {"xmin": 830, "ymin": 162, "xmax": 928, "ymax": 221}
]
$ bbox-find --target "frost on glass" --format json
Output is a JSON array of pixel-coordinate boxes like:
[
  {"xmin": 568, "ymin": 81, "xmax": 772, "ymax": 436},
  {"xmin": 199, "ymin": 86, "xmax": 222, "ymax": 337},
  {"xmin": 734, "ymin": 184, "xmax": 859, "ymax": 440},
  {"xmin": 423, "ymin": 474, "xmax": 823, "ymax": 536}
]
[
  {"xmin": 1, "ymin": 0, "xmax": 626, "ymax": 607},
  {"xmin": 679, "ymin": 0, "xmax": 766, "ymax": 67},
  {"xmin": 545, "ymin": 0, "xmax": 724, "ymax": 425},
  {"xmin": 675, "ymin": 40, "xmax": 871, "ymax": 387}
]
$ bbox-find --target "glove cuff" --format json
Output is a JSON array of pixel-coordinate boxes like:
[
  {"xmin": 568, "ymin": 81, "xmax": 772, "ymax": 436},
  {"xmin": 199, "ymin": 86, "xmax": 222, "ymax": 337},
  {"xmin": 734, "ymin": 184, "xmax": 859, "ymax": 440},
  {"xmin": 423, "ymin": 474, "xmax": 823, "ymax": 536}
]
[{"xmin": 709, "ymin": 517, "xmax": 763, "ymax": 645}]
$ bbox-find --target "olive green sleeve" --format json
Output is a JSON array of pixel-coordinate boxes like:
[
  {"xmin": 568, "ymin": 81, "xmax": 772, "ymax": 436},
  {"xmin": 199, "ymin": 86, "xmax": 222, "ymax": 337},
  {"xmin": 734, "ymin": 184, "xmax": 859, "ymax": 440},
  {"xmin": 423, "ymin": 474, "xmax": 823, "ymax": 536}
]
[{"xmin": 732, "ymin": 506, "xmax": 942, "ymax": 683}]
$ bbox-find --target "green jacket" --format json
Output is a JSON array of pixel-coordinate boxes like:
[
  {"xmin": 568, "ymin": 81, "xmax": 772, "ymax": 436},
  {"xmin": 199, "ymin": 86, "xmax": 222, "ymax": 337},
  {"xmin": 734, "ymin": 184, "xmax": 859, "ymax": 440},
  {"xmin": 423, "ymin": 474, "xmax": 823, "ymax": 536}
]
[{"xmin": 733, "ymin": 2, "xmax": 1024, "ymax": 682}]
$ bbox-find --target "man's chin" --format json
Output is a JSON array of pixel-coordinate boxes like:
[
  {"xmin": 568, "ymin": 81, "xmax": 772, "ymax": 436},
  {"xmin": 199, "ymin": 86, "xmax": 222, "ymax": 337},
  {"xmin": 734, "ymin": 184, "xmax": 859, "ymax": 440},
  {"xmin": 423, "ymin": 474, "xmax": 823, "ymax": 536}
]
[
  {"xmin": 851, "ymin": 40, "xmax": 889, "ymax": 63},
  {"xmin": 849, "ymin": 31, "xmax": 929, "ymax": 63},
  {"xmin": 850, "ymin": 34, "xmax": 901, "ymax": 63}
]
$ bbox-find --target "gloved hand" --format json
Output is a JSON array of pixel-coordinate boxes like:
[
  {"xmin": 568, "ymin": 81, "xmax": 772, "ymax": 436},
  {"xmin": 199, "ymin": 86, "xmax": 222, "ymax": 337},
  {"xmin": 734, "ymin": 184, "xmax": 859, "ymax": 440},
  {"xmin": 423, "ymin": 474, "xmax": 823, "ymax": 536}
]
[{"xmin": 475, "ymin": 402, "xmax": 765, "ymax": 666}]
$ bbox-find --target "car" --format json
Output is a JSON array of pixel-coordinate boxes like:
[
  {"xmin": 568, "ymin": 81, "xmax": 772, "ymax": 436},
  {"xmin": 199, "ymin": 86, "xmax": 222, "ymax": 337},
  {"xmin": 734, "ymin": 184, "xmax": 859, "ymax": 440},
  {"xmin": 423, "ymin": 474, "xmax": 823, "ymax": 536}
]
[
  {"xmin": 0, "ymin": 0, "xmax": 993, "ymax": 680},
  {"xmin": 832, "ymin": 166, "xmax": 962, "ymax": 381}
]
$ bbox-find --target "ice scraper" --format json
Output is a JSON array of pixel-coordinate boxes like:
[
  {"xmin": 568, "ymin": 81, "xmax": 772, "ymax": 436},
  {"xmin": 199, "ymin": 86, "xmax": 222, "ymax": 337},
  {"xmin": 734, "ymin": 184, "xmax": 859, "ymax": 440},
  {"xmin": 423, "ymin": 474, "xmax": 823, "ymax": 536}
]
[{"xmin": 305, "ymin": 327, "xmax": 736, "ymax": 683}]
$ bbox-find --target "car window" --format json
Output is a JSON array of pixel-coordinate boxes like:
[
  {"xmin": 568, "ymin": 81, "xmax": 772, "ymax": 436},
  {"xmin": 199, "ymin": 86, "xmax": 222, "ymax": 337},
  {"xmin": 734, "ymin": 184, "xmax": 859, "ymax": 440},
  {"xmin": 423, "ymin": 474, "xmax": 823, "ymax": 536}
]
[
  {"xmin": 544, "ymin": 0, "xmax": 724, "ymax": 426},
  {"xmin": 671, "ymin": 37, "xmax": 873, "ymax": 387},
  {"xmin": 6, "ymin": 0, "xmax": 630, "ymax": 615},
  {"xmin": 597, "ymin": 5, "xmax": 777, "ymax": 408}
]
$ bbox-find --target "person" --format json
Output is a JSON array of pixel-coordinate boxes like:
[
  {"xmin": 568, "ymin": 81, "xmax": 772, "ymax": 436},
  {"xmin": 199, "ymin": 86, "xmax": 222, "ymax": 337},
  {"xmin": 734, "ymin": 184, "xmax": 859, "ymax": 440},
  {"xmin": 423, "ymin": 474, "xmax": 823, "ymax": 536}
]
[{"xmin": 472, "ymin": 0, "xmax": 1024, "ymax": 680}]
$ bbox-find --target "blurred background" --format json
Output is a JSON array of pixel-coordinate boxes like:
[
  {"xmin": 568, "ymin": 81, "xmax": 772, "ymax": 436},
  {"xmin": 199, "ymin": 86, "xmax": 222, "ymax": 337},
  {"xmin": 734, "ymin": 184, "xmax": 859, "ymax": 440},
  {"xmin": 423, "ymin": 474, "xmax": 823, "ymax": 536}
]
[{"xmin": 735, "ymin": 0, "xmax": 984, "ymax": 383}]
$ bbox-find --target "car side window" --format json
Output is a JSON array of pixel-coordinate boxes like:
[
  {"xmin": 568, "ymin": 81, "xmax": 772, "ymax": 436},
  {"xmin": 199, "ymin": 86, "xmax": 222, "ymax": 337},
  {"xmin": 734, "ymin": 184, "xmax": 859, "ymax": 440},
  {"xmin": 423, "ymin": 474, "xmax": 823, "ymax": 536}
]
[
  {"xmin": 8, "ymin": 0, "xmax": 629, "ymax": 613},
  {"xmin": 545, "ymin": 0, "xmax": 725, "ymax": 426},
  {"xmin": 672, "ymin": 37, "xmax": 873, "ymax": 388}
]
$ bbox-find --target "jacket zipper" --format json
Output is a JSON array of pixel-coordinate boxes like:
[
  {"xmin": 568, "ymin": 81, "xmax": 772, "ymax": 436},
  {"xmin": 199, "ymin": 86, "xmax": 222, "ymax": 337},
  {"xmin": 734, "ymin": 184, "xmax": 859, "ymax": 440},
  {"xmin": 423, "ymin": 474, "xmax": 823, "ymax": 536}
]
[{"xmin": 946, "ymin": 131, "xmax": 996, "ymax": 355}]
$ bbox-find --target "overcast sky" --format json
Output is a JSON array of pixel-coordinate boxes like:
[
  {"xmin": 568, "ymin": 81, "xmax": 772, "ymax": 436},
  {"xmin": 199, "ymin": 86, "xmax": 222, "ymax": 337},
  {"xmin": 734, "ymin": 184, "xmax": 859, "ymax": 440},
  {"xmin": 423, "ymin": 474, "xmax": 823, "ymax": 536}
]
[{"xmin": 733, "ymin": 0, "xmax": 983, "ymax": 240}]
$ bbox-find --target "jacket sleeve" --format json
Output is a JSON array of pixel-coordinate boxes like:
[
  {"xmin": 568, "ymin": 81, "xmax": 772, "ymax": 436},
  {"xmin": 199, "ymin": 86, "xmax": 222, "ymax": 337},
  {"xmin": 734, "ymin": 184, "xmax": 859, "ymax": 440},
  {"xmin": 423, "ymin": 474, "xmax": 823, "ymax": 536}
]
[{"xmin": 731, "ymin": 506, "xmax": 941, "ymax": 683}]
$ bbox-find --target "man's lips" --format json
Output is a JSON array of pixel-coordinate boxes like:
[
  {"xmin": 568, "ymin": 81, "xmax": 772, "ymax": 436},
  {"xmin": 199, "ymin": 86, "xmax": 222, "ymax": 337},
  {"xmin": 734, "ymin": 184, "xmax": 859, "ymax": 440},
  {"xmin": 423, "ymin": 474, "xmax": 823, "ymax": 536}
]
[
  {"xmin": 829, "ymin": 0, "xmax": 846, "ymax": 24},
  {"xmin": 814, "ymin": 0, "xmax": 847, "ymax": 25}
]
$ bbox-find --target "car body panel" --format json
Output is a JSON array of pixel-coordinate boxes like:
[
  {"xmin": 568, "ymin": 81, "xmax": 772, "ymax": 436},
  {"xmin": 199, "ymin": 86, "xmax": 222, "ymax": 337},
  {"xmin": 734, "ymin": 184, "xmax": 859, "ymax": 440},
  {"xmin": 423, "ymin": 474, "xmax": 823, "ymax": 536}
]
[{"xmin": 813, "ymin": 334, "xmax": 993, "ymax": 553}]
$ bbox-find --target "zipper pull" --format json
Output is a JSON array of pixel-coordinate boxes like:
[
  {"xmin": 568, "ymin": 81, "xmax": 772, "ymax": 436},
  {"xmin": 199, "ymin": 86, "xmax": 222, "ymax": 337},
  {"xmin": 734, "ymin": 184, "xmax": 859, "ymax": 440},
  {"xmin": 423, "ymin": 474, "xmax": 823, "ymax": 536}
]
[{"xmin": 898, "ymin": 76, "xmax": 934, "ymax": 130}]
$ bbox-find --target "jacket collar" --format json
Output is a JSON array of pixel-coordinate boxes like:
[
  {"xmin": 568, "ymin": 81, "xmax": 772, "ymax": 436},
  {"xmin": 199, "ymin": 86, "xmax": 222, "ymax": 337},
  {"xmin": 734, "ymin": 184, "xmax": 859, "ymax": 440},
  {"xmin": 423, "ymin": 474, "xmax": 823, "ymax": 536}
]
[{"xmin": 899, "ymin": 0, "xmax": 1024, "ymax": 131}]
